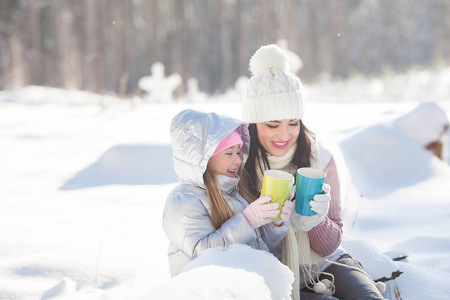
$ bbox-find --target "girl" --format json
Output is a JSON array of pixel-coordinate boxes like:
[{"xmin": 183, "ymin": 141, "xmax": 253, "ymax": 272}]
[
  {"xmin": 239, "ymin": 44, "xmax": 385, "ymax": 300},
  {"xmin": 163, "ymin": 109, "xmax": 294, "ymax": 277}
]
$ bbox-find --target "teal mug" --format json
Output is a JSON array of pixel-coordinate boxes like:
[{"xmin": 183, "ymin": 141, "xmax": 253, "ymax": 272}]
[{"xmin": 295, "ymin": 168, "xmax": 326, "ymax": 216}]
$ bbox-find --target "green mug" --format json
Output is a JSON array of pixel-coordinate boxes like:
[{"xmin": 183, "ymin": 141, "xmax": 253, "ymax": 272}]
[{"xmin": 261, "ymin": 170, "xmax": 294, "ymax": 219}]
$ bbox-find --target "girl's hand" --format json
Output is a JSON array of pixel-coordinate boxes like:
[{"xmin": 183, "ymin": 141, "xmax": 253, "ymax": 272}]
[
  {"xmin": 273, "ymin": 199, "xmax": 294, "ymax": 226},
  {"xmin": 242, "ymin": 195, "xmax": 279, "ymax": 229}
]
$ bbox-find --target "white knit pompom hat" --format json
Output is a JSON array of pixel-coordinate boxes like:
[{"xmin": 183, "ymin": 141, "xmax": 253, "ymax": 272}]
[{"xmin": 243, "ymin": 44, "xmax": 304, "ymax": 123}]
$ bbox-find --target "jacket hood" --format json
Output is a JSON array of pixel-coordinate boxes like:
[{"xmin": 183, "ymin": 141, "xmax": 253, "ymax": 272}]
[{"xmin": 170, "ymin": 109, "xmax": 249, "ymax": 188}]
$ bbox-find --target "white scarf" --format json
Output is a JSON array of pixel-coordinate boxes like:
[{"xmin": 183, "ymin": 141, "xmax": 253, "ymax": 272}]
[{"xmin": 257, "ymin": 142, "xmax": 329, "ymax": 300}]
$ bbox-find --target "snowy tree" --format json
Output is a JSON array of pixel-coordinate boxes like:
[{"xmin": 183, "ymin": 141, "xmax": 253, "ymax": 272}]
[
  {"xmin": 180, "ymin": 78, "xmax": 207, "ymax": 103},
  {"xmin": 138, "ymin": 62, "xmax": 182, "ymax": 102}
]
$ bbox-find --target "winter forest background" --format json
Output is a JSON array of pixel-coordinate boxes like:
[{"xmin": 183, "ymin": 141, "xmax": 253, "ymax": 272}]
[
  {"xmin": 1, "ymin": 1, "xmax": 450, "ymax": 299},
  {"xmin": 1, "ymin": 0, "xmax": 450, "ymax": 95}
]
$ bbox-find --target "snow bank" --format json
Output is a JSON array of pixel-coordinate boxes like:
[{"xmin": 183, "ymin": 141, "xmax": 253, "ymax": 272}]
[
  {"xmin": 2, "ymin": 80, "xmax": 450, "ymax": 300},
  {"xmin": 60, "ymin": 144, "xmax": 177, "ymax": 189},
  {"xmin": 395, "ymin": 102, "xmax": 449, "ymax": 147},
  {"xmin": 0, "ymin": 85, "xmax": 122, "ymax": 106},
  {"xmin": 341, "ymin": 239, "xmax": 400, "ymax": 281},
  {"xmin": 339, "ymin": 103, "xmax": 450, "ymax": 198},
  {"xmin": 305, "ymin": 67, "xmax": 450, "ymax": 103},
  {"xmin": 151, "ymin": 266, "xmax": 272, "ymax": 300},
  {"xmin": 394, "ymin": 262, "xmax": 450, "ymax": 300},
  {"xmin": 45, "ymin": 244, "xmax": 293, "ymax": 300},
  {"xmin": 179, "ymin": 244, "xmax": 294, "ymax": 300}
]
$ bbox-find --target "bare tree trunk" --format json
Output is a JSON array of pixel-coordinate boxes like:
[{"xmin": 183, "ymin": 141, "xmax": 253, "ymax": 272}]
[
  {"xmin": 28, "ymin": 0, "xmax": 43, "ymax": 86},
  {"xmin": 258, "ymin": 1, "xmax": 270, "ymax": 45},
  {"xmin": 96, "ymin": 0, "xmax": 105, "ymax": 93},
  {"xmin": 83, "ymin": 0, "xmax": 97, "ymax": 91},
  {"xmin": 1, "ymin": 0, "xmax": 450, "ymax": 94},
  {"xmin": 9, "ymin": 33, "xmax": 25, "ymax": 88},
  {"xmin": 234, "ymin": 0, "xmax": 244, "ymax": 76},
  {"xmin": 306, "ymin": 0, "xmax": 319, "ymax": 78},
  {"xmin": 331, "ymin": 1, "xmax": 348, "ymax": 77},
  {"xmin": 53, "ymin": 0, "xmax": 65, "ymax": 87},
  {"xmin": 433, "ymin": 1, "xmax": 450, "ymax": 63},
  {"xmin": 324, "ymin": 0, "xmax": 345, "ymax": 77}
]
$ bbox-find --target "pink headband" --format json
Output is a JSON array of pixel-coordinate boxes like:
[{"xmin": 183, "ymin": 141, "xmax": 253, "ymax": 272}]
[{"xmin": 213, "ymin": 131, "xmax": 243, "ymax": 156}]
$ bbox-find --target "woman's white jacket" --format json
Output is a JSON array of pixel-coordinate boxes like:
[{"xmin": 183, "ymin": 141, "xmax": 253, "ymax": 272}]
[{"xmin": 163, "ymin": 109, "xmax": 287, "ymax": 277}]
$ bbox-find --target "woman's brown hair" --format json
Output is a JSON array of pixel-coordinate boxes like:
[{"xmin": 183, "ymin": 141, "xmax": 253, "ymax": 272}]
[{"xmin": 239, "ymin": 120, "xmax": 315, "ymax": 202}]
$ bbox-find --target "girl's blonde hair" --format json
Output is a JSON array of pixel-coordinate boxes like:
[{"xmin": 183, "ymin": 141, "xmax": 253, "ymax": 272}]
[{"xmin": 203, "ymin": 167, "xmax": 243, "ymax": 229}]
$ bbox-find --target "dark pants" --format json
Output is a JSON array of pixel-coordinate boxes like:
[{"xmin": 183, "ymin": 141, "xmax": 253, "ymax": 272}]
[{"xmin": 300, "ymin": 255, "xmax": 385, "ymax": 300}]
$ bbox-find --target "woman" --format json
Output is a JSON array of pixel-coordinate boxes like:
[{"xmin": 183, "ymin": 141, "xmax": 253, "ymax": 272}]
[
  {"xmin": 239, "ymin": 45, "xmax": 385, "ymax": 300},
  {"xmin": 163, "ymin": 109, "xmax": 294, "ymax": 276}
]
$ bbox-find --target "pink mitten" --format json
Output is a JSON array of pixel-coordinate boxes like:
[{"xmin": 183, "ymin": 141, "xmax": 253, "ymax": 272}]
[
  {"xmin": 273, "ymin": 200, "xmax": 294, "ymax": 226},
  {"xmin": 243, "ymin": 195, "xmax": 279, "ymax": 229}
]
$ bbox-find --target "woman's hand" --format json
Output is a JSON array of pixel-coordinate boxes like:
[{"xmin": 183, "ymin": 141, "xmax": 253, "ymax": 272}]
[
  {"xmin": 295, "ymin": 183, "xmax": 331, "ymax": 231},
  {"xmin": 310, "ymin": 183, "xmax": 331, "ymax": 217}
]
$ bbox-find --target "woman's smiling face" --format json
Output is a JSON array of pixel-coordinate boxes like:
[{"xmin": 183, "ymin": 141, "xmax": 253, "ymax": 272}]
[{"xmin": 256, "ymin": 119, "xmax": 300, "ymax": 157}]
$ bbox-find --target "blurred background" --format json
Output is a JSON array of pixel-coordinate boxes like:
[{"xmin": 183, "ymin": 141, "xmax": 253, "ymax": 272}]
[
  {"xmin": 1, "ymin": 0, "xmax": 449, "ymax": 97},
  {"xmin": 1, "ymin": 1, "xmax": 450, "ymax": 299}
]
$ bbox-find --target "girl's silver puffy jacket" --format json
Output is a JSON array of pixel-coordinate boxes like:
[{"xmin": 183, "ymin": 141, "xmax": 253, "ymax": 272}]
[{"xmin": 163, "ymin": 109, "xmax": 287, "ymax": 277}]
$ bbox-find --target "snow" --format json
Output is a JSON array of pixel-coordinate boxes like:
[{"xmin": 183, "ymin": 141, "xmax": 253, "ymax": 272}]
[
  {"xmin": 138, "ymin": 62, "xmax": 182, "ymax": 102},
  {"xmin": 1, "ymin": 67, "xmax": 450, "ymax": 300},
  {"xmin": 395, "ymin": 102, "xmax": 449, "ymax": 146},
  {"xmin": 178, "ymin": 244, "xmax": 293, "ymax": 300},
  {"xmin": 340, "ymin": 239, "xmax": 399, "ymax": 281}
]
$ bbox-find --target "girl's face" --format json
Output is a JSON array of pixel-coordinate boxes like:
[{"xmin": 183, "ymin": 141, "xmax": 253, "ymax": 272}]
[
  {"xmin": 207, "ymin": 144, "xmax": 242, "ymax": 178},
  {"xmin": 256, "ymin": 119, "xmax": 300, "ymax": 157}
]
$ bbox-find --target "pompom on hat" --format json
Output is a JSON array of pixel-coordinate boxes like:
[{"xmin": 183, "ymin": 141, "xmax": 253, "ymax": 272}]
[
  {"xmin": 213, "ymin": 130, "xmax": 243, "ymax": 156},
  {"xmin": 243, "ymin": 44, "xmax": 304, "ymax": 123}
]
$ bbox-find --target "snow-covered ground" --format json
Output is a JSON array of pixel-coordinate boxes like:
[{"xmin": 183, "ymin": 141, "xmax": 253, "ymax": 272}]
[{"xmin": 1, "ymin": 67, "xmax": 449, "ymax": 299}]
